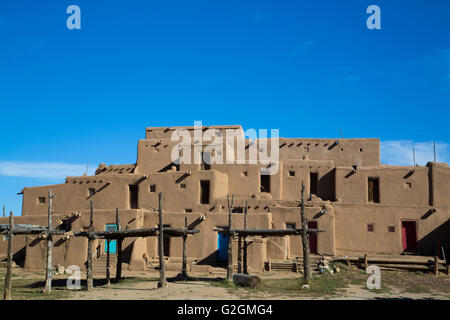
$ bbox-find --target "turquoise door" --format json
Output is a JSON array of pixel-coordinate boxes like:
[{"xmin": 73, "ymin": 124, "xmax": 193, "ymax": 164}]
[
  {"xmin": 217, "ymin": 233, "xmax": 229, "ymax": 261},
  {"xmin": 105, "ymin": 224, "xmax": 117, "ymax": 254}
]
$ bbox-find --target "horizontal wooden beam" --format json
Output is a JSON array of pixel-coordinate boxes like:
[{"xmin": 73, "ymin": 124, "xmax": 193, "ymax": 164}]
[{"xmin": 215, "ymin": 227, "xmax": 324, "ymax": 237}]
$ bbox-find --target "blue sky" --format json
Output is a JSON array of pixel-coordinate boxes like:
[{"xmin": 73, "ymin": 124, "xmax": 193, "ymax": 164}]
[{"xmin": 0, "ymin": 0, "xmax": 449, "ymax": 215}]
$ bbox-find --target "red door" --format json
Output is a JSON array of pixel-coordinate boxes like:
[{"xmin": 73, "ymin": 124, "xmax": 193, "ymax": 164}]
[
  {"xmin": 308, "ymin": 221, "xmax": 318, "ymax": 254},
  {"xmin": 401, "ymin": 221, "xmax": 417, "ymax": 251}
]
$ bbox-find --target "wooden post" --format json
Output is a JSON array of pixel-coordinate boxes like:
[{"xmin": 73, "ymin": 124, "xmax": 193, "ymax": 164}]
[
  {"xmin": 227, "ymin": 195, "xmax": 234, "ymax": 281},
  {"xmin": 364, "ymin": 253, "xmax": 368, "ymax": 271},
  {"xmin": 44, "ymin": 190, "xmax": 54, "ymax": 293},
  {"xmin": 106, "ymin": 240, "xmax": 110, "ymax": 287},
  {"xmin": 115, "ymin": 208, "xmax": 123, "ymax": 282},
  {"xmin": 434, "ymin": 256, "xmax": 439, "ymax": 276},
  {"xmin": 300, "ymin": 182, "xmax": 311, "ymax": 283},
  {"xmin": 2, "ymin": 205, "xmax": 4, "ymax": 217},
  {"xmin": 3, "ymin": 211, "xmax": 14, "ymax": 300},
  {"xmin": 181, "ymin": 215, "xmax": 188, "ymax": 279},
  {"xmin": 158, "ymin": 192, "xmax": 167, "ymax": 288},
  {"xmin": 243, "ymin": 200, "xmax": 248, "ymax": 274},
  {"xmin": 237, "ymin": 236, "xmax": 242, "ymax": 274},
  {"xmin": 86, "ymin": 200, "xmax": 94, "ymax": 291}
]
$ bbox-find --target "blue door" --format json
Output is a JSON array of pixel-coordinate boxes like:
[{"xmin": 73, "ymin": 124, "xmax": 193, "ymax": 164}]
[
  {"xmin": 105, "ymin": 224, "xmax": 117, "ymax": 254},
  {"xmin": 217, "ymin": 233, "xmax": 229, "ymax": 261}
]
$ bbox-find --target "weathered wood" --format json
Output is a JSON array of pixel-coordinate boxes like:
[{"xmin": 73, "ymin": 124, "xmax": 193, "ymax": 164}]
[
  {"xmin": 300, "ymin": 182, "xmax": 311, "ymax": 283},
  {"xmin": 243, "ymin": 200, "xmax": 248, "ymax": 274},
  {"xmin": 115, "ymin": 208, "xmax": 122, "ymax": 282},
  {"xmin": 74, "ymin": 227, "xmax": 198, "ymax": 239},
  {"xmin": 215, "ymin": 228, "xmax": 321, "ymax": 237},
  {"xmin": 106, "ymin": 240, "xmax": 111, "ymax": 287},
  {"xmin": 227, "ymin": 195, "xmax": 234, "ymax": 281},
  {"xmin": 2, "ymin": 205, "xmax": 4, "ymax": 217},
  {"xmin": 44, "ymin": 190, "xmax": 55, "ymax": 293},
  {"xmin": 158, "ymin": 193, "xmax": 167, "ymax": 288},
  {"xmin": 3, "ymin": 211, "xmax": 14, "ymax": 300},
  {"xmin": 233, "ymin": 274, "xmax": 261, "ymax": 288},
  {"xmin": 434, "ymin": 256, "xmax": 439, "ymax": 276},
  {"xmin": 181, "ymin": 216, "xmax": 188, "ymax": 279},
  {"xmin": 86, "ymin": 200, "xmax": 94, "ymax": 291},
  {"xmin": 364, "ymin": 253, "xmax": 368, "ymax": 270},
  {"xmin": 237, "ymin": 236, "xmax": 242, "ymax": 274}
]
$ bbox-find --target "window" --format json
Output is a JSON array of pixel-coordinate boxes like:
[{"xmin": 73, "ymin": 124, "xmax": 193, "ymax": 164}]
[
  {"xmin": 200, "ymin": 180, "xmax": 210, "ymax": 204},
  {"xmin": 129, "ymin": 185, "xmax": 138, "ymax": 209},
  {"xmin": 232, "ymin": 207, "xmax": 243, "ymax": 213},
  {"xmin": 405, "ymin": 182, "xmax": 412, "ymax": 189},
  {"xmin": 88, "ymin": 188, "xmax": 95, "ymax": 196},
  {"xmin": 150, "ymin": 185, "xmax": 156, "ymax": 192},
  {"xmin": 242, "ymin": 171, "xmax": 248, "ymax": 177},
  {"xmin": 180, "ymin": 184, "xmax": 186, "ymax": 189},
  {"xmin": 286, "ymin": 223, "xmax": 296, "ymax": 229},
  {"xmin": 289, "ymin": 171, "xmax": 295, "ymax": 177},
  {"xmin": 310, "ymin": 172, "xmax": 318, "ymax": 195},
  {"xmin": 367, "ymin": 224, "xmax": 374, "ymax": 232},
  {"xmin": 368, "ymin": 177, "xmax": 380, "ymax": 203},
  {"xmin": 388, "ymin": 226, "xmax": 395, "ymax": 233},
  {"xmin": 184, "ymin": 208, "xmax": 192, "ymax": 213},
  {"xmin": 38, "ymin": 197, "xmax": 46, "ymax": 204},
  {"xmin": 260, "ymin": 174, "xmax": 270, "ymax": 193}
]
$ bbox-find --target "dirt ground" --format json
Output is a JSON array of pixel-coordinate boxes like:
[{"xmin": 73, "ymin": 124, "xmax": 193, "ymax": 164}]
[{"xmin": 1, "ymin": 265, "xmax": 450, "ymax": 300}]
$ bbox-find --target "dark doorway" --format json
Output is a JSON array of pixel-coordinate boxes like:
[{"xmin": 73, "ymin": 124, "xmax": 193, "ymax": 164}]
[
  {"xmin": 201, "ymin": 152, "xmax": 211, "ymax": 170},
  {"xmin": 129, "ymin": 185, "xmax": 138, "ymax": 209},
  {"xmin": 402, "ymin": 221, "xmax": 417, "ymax": 252},
  {"xmin": 217, "ymin": 232, "xmax": 228, "ymax": 262},
  {"xmin": 310, "ymin": 172, "xmax": 318, "ymax": 196},
  {"xmin": 368, "ymin": 177, "xmax": 380, "ymax": 203},
  {"xmin": 308, "ymin": 221, "xmax": 318, "ymax": 254},
  {"xmin": 158, "ymin": 224, "xmax": 171, "ymax": 257},
  {"xmin": 260, "ymin": 174, "xmax": 270, "ymax": 193},
  {"xmin": 200, "ymin": 180, "xmax": 210, "ymax": 204}
]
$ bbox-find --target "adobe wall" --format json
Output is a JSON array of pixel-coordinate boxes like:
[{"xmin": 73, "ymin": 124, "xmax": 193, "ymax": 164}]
[{"xmin": 334, "ymin": 204, "xmax": 450, "ymax": 256}]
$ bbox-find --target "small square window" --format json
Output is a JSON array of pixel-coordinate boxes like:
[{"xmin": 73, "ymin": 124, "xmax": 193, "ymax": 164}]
[
  {"xmin": 150, "ymin": 185, "xmax": 156, "ymax": 192},
  {"xmin": 88, "ymin": 188, "xmax": 95, "ymax": 196},
  {"xmin": 289, "ymin": 171, "xmax": 295, "ymax": 177},
  {"xmin": 405, "ymin": 182, "xmax": 412, "ymax": 189},
  {"xmin": 388, "ymin": 226, "xmax": 395, "ymax": 232},
  {"xmin": 367, "ymin": 224, "xmax": 374, "ymax": 232},
  {"xmin": 242, "ymin": 171, "xmax": 248, "ymax": 177},
  {"xmin": 286, "ymin": 223, "xmax": 296, "ymax": 229},
  {"xmin": 38, "ymin": 197, "xmax": 46, "ymax": 204},
  {"xmin": 180, "ymin": 184, "xmax": 186, "ymax": 189},
  {"xmin": 184, "ymin": 208, "xmax": 192, "ymax": 213}
]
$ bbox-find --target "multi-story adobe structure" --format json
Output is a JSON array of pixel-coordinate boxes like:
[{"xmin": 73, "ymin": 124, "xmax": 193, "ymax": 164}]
[{"xmin": 1, "ymin": 125, "xmax": 449, "ymax": 273}]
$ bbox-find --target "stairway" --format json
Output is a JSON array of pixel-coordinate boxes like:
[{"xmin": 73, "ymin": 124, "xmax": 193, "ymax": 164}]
[{"xmin": 92, "ymin": 254, "xmax": 117, "ymax": 275}]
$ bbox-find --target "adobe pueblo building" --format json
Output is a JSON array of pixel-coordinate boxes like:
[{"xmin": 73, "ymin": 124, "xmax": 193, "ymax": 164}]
[{"xmin": 1, "ymin": 125, "xmax": 449, "ymax": 273}]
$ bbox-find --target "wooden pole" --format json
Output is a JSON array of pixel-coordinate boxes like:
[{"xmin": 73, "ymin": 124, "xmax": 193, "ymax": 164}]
[
  {"xmin": 227, "ymin": 195, "xmax": 234, "ymax": 281},
  {"xmin": 181, "ymin": 215, "xmax": 188, "ymax": 279},
  {"xmin": 237, "ymin": 235, "xmax": 242, "ymax": 274},
  {"xmin": 86, "ymin": 200, "xmax": 94, "ymax": 291},
  {"xmin": 364, "ymin": 253, "xmax": 368, "ymax": 271},
  {"xmin": 2, "ymin": 205, "xmax": 5, "ymax": 217},
  {"xmin": 434, "ymin": 256, "xmax": 439, "ymax": 276},
  {"xmin": 243, "ymin": 200, "xmax": 248, "ymax": 274},
  {"xmin": 44, "ymin": 190, "xmax": 54, "ymax": 293},
  {"xmin": 158, "ymin": 192, "xmax": 167, "ymax": 288},
  {"xmin": 300, "ymin": 181, "xmax": 311, "ymax": 283},
  {"xmin": 3, "ymin": 211, "xmax": 14, "ymax": 300},
  {"xmin": 115, "ymin": 208, "xmax": 123, "ymax": 282},
  {"xmin": 106, "ymin": 240, "xmax": 110, "ymax": 287}
]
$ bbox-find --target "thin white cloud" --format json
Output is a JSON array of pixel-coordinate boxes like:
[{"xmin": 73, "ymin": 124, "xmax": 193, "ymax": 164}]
[
  {"xmin": 381, "ymin": 140, "xmax": 450, "ymax": 166},
  {"xmin": 289, "ymin": 40, "xmax": 317, "ymax": 58},
  {"xmin": 0, "ymin": 161, "xmax": 96, "ymax": 180}
]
